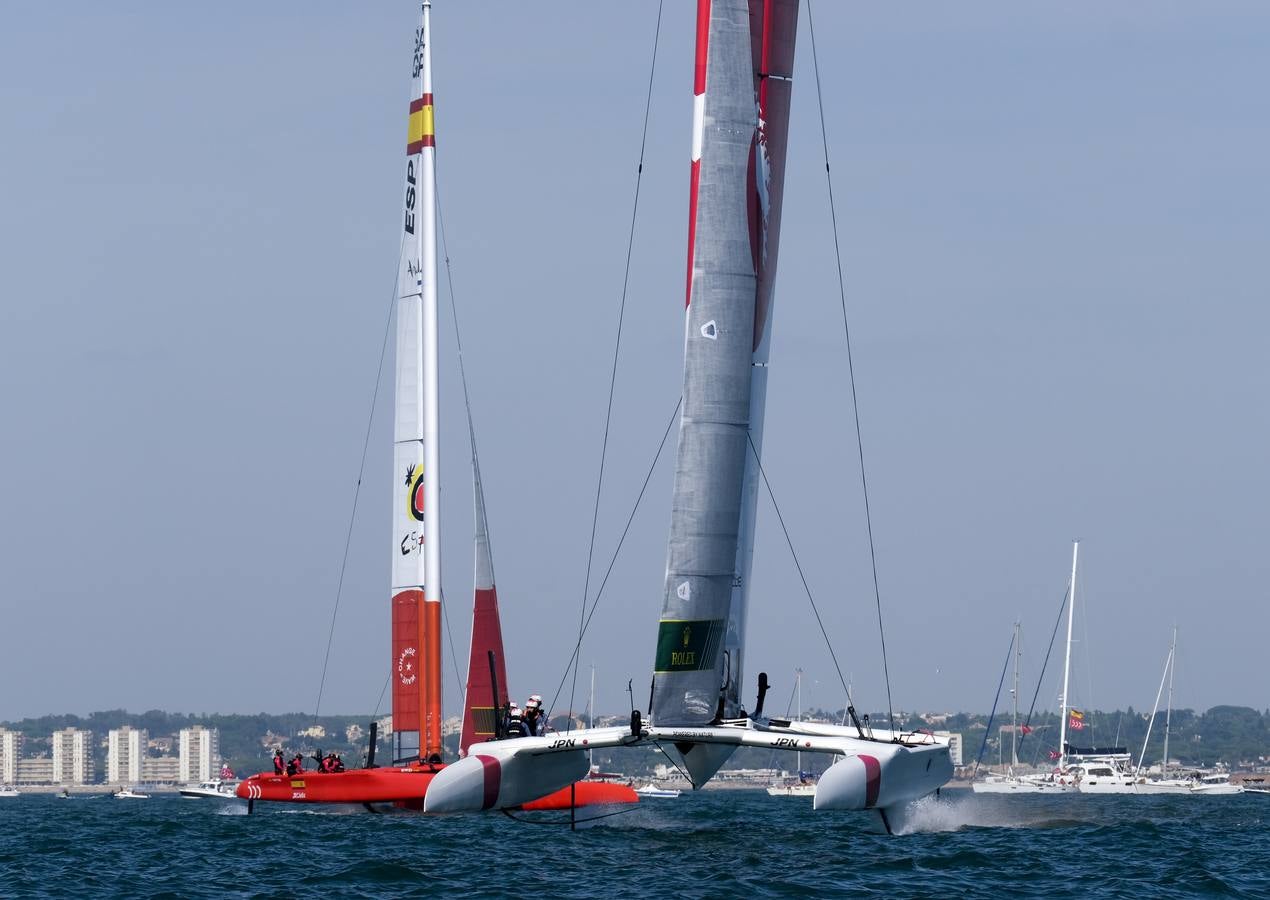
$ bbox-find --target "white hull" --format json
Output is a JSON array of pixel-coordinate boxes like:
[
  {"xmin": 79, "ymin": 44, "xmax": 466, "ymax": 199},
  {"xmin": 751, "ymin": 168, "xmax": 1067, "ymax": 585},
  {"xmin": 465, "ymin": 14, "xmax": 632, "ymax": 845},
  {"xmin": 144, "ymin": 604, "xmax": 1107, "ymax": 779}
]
[
  {"xmin": 0, "ymin": 788, "xmax": 20, "ymax": 798},
  {"xmin": 179, "ymin": 787, "xmax": 239, "ymax": 800},
  {"xmin": 425, "ymin": 720, "xmax": 952, "ymax": 814},
  {"xmin": 1135, "ymin": 779, "xmax": 1192, "ymax": 795},
  {"xmin": 635, "ymin": 785, "xmax": 682, "ymax": 799},
  {"xmin": 972, "ymin": 777, "xmax": 1075, "ymax": 794},
  {"xmin": 1191, "ymin": 782, "xmax": 1243, "ymax": 796},
  {"xmin": 766, "ymin": 783, "xmax": 815, "ymax": 797},
  {"xmin": 113, "ymin": 790, "xmax": 149, "ymax": 799}
]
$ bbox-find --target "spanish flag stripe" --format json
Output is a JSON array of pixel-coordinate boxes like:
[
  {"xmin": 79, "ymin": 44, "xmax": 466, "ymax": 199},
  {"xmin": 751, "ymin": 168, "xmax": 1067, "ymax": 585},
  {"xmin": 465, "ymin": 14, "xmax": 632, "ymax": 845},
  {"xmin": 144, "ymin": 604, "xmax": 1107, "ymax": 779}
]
[{"xmin": 407, "ymin": 98, "xmax": 435, "ymax": 154}]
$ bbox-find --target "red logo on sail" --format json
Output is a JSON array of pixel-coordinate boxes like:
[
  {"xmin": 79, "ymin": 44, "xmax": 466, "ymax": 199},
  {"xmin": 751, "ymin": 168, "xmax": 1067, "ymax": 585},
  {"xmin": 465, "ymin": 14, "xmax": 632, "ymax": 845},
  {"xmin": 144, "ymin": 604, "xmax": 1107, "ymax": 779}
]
[{"xmin": 405, "ymin": 464, "xmax": 426, "ymax": 522}]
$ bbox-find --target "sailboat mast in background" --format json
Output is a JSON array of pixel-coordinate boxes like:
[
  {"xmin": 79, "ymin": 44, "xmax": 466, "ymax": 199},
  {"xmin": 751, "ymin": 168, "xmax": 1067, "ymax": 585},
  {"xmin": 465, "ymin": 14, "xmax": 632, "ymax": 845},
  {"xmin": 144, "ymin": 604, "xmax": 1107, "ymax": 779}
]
[
  {"xmin": 391, "ymin": 0, "xmax": 442, "ymax": 764},
  {"xmin": 1057, "ymin": 540, "xmax": 1078, "ymax": 769}
]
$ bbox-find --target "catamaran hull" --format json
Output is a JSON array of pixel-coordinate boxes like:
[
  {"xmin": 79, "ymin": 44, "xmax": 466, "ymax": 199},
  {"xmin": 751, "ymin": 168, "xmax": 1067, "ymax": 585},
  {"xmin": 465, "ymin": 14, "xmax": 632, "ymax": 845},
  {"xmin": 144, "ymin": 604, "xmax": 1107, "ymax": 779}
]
[
  {"xmin": 813, "ymin": 742, "xmax": 952, "ymax": 812},
  {"xmin": 424, "ymin": 748, "xmax": 590, "ymax": 812},
  {"xmin": 426, "ymin": 722, "xmax": 952, "ymax": 815}
]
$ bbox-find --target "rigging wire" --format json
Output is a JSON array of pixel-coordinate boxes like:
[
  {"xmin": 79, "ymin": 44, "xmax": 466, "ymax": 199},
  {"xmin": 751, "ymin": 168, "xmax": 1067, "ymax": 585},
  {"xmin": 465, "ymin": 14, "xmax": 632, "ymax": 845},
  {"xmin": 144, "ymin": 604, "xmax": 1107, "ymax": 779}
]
[
  {"xmin": 435, "ymin": 176, "xmax": 494, "ymax": 725},
  {"xmin": 311, "ymin": 234, "xmax": 407, "ymax": 725},
  {"xmin": 971, "ymin": 630, "xmax": 1016, "ymax": 782},
  {"xmin": 746, "ymin": 433, "xmax": 859, "ymax": 725},
  {"xmin": 546, "ymin": 396, "xmax": 682, "ymax": 722},
  {"xmin": 1016, "ymin": 585, "xmax": 1070, "ymax": 761},
  {"xmin": 806, "ymin": 0, "xmax": 895, "ymax": 732},
  {"xmin": 567, "ymin": 0, "xmax": 665, "ymax": 728}
]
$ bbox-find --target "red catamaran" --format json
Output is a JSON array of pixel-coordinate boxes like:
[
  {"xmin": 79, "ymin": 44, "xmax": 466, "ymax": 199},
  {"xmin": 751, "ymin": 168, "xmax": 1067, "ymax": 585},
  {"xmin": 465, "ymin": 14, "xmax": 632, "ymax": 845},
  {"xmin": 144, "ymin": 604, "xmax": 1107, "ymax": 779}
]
[{"xmin": 237, "ymin": 1, "xmax": 633, "ymax": 813}]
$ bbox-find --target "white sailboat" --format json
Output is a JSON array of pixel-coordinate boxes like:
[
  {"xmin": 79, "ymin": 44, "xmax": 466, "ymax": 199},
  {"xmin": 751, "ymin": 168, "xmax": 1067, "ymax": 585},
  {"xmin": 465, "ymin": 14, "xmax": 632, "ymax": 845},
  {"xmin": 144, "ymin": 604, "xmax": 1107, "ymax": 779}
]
[
  {"xmin": 421, "ymin": 0, "xmax": 951, "ymax": 829},
  {"xmin": 1136, "ymin": 630, "xmax": 1243, "ymax": 796},
  {"xmin": 973, "ymin": 623, "xmax": 1073, "ymax": 795},
  {"xmin": 767, "ymin": 669, "xmax": 816, "ymax": 797}
]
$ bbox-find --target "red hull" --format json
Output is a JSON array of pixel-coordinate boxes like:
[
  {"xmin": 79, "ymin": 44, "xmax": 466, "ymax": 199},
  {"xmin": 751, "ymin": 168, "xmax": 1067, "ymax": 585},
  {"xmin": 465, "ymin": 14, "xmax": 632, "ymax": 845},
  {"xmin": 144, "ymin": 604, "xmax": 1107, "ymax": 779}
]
[
  {"xmin": 237, "ymin": 767, "xmax": 638, "ymax": 809},
  {"xmin": 521, "ymin": 781, "xmax": 639, "ymax": 810},
  {"xmin": 237, "ymin": 765, "xmax": 441, "ymax": 804}
]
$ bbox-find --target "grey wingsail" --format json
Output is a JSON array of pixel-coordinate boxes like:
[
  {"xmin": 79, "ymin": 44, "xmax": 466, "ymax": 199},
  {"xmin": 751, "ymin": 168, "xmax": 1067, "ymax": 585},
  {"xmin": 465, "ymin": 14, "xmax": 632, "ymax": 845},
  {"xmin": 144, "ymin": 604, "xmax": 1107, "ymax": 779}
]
[{"xmin": 651, "ymin": 0, "xmax": 798, "ymax": 730}]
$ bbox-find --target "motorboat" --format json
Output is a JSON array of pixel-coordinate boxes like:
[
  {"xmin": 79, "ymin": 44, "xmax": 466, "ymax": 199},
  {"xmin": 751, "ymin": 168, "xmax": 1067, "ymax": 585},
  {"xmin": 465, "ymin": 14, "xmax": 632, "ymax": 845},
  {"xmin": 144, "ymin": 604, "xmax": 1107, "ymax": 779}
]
[
  {"xmin": 179, "ymin": 778, "xmax": 240, "ymax": 800},
  {"xmin": 0, "ymin": 786, "xmax": 20, "ymax": 798},
  {"xmin": 1191, "ymin": 773, "xmax": 1243, "ymax": 796},
  {"xmin": 634, "ymin": 784, "xmax": 682, "ymax": 799},
  {"xmin": 113, "ymin": 787, "xmax": 150, "ymax": 799}
]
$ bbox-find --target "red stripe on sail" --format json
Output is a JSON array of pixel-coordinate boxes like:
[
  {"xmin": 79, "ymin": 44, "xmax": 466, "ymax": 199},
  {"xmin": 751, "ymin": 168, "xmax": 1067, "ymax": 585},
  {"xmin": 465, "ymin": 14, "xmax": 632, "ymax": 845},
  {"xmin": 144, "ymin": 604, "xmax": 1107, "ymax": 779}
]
[
  {"xmin": 391, "ymin": 590, "xmax": 424, "ymax": 734},
  {"xmin": 460, "ymin": 587, "xmax": 510, "ymax": 755},
  {"xmin": 694, "ymin": 0, "xmax": 711, "ymax": 95},
  {"xmin": 406, "ymin": 135, "xmax": 435, "ymax": 155},
  {"xmin": 685, "ymin": 159, "xmax": 701, "ymax": 307},
  {"xmin": 861, "ymin": 754, "xmax": 881, "ymax": 808},
  {"xmin": 477, "ymin": 755, "xmax": 501, "ymax": 810}
]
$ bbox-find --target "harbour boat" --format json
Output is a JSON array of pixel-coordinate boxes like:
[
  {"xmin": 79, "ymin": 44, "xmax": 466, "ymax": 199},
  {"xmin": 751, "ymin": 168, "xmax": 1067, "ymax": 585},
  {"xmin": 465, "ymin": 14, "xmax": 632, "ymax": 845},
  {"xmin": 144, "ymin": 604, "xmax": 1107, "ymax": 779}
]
[
  {"xmin": 178, "ymin": 779, "xmax": 240, "ymax": 800},
  {"xmin": 635, "ymin": 785, "xmax": 683, "ymax": 799},
  {"xmin": 1190, "ymin": 773, "xmax": 1243, "ymax": 796},
  {"xmin": 234, "ymin": 1, "xmax": 632, "ymax": 814},
  {"xmin": 113, "ymin": 788, "xmax": 149, "ymax": 799},
  {"xmin": 0, "ymin": 786, "xmax": 20, "ymax": 798},
  {"xmin": 766, "ymin": 782, "xmax": 815, "ymax": 798},
  {"xmin": 421, "ymin": 0, "xmax": 952, "ymax": 831}
]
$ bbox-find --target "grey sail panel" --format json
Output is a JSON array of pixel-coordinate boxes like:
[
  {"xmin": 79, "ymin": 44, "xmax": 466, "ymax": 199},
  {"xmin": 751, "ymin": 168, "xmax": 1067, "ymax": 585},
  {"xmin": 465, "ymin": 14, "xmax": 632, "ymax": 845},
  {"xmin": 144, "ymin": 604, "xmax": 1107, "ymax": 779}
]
[
  {"xmin": 720, "ymin": 0, "xmax": 799, "ymax": 717},
  {"xmin": 652, "ymin": 0, "xmax": 768, "ymax": 726}
]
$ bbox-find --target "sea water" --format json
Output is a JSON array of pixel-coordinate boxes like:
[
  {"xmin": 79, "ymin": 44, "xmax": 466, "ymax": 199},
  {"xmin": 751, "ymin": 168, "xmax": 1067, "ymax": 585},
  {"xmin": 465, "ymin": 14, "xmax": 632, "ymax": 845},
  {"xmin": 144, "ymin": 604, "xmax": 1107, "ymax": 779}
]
[{"xmin": 1, "ymin": 790, "xmax": 1266, "ymax": 897}]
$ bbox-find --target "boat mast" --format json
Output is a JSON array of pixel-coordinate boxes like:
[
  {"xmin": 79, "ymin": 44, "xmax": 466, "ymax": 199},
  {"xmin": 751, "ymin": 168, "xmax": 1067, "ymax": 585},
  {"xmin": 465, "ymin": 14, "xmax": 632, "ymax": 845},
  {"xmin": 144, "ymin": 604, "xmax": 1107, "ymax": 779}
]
[
  {"xmin": 795, "ymin": 668, "xmax": 802, "ymax": 772},
  {"xmin": 391, "ymin": 0, "xmax": 441, "ymax": 763},
  {"xmin": 1057, "ymin": 540, "xmax": 1078, "ymax": 769},
  {"xmin": 1011, "ymin": 622, "xmax": 1020, "ymax": 770},
  {"xmin": 1162, "ymin": 627, "xmax": 1176, "ymax": 776}
]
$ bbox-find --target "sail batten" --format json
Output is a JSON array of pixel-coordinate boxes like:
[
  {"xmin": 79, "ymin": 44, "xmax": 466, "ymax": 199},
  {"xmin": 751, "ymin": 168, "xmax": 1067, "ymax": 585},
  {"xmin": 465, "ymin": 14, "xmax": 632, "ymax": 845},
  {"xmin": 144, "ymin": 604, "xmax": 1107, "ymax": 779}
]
[{"xmin": 652, "ymin": 0, "xmax": 798, "ymax": 732}]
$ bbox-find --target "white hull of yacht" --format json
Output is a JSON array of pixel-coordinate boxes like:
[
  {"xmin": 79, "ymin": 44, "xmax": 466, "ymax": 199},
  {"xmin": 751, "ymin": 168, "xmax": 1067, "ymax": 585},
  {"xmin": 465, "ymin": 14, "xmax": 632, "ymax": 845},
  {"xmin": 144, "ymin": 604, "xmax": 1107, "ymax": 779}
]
[
  {"xmin": 766, "ymin": 782, "xmax": 815, "ymax": 797},
  {"xmin": 972, "ymin": 776, "xmax": 1075, "ymax": 794}
]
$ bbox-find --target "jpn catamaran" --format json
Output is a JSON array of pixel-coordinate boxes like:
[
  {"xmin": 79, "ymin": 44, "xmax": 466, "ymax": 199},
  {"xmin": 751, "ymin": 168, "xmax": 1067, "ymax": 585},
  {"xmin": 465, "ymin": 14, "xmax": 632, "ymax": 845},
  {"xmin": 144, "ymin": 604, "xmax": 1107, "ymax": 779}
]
[
  {"xmin": 421, "ymin": 0, "xmax": 952, "ymax": 831},
  {"xmin": 236, "ymin": 1, "xmax": 633, "ymax": 812}
]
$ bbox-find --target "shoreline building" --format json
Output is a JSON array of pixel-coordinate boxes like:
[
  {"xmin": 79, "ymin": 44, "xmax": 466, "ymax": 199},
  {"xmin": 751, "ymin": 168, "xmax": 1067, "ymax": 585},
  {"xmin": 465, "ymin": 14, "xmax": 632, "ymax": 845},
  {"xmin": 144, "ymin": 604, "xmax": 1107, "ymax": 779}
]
[
  {"xmin": 178, "ymin": 726, "xmax": 220, "ymax": 783},
  {"xmin": 107, "ymin": 727, "xmax": 147, "ymax": 785},
  {"xmin": 51, "ymin": 728, "xmax": 94, "ymax": 785},
  {"xmin": 0, "ymin": 729, "xmax": 20, "ymax": 785}
]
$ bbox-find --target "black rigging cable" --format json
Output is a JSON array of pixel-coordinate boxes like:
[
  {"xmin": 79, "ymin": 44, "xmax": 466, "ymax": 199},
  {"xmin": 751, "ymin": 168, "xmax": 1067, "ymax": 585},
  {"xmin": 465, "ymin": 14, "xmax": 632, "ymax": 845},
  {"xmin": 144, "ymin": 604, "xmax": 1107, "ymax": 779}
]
[
  {"xmin": 747, "ymin": 434, "xmax": 859, "ymax": 728},
  {"xmin": 547, "ymin": 396, "xmax": 681, "ymax": 722},
  {"xmin": 568, "ymin": 0, "xmax": 665, "ymax": 727},
  {"xmin": 806, "ymin": 0, "xmax": 895, "ymax": 732},
  {"xmin": 1016, "ymin": 586, "xmax": 1070, "ymax": 760},
  {"xmin": 311, "ymin": 234, "xmax": 406, "ymax": 725}
]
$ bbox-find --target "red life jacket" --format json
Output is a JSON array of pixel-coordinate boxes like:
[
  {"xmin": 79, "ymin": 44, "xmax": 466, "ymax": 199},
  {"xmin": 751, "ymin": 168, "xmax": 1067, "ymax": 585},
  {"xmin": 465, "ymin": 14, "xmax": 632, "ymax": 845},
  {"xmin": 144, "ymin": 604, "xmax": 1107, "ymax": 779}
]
[{"xmin": 273, "ymin": 756, "xmax": 285, "ymax": 774}]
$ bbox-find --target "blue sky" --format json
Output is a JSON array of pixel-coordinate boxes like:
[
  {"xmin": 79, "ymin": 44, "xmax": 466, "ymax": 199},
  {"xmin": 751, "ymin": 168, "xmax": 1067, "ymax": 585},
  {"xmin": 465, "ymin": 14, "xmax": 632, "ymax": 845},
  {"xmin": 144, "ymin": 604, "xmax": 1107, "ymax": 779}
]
[{"xmin": 1, "ymin": 2, "xmax": 1266, "ymax": 723}]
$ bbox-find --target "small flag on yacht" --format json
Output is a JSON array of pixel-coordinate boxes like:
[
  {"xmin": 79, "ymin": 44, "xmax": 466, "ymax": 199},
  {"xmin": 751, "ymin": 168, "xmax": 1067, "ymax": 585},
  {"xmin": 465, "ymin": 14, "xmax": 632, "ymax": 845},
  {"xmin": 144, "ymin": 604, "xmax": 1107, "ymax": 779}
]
[
  {"xmin": 1048, "ymin": 750, "xmax": 1061, "ymax": 760},
  {"xmin": 1069, "ymin": 709, "xmax": 1086, "ymax": 730},
  {"xmin": 1020, "ymin": 725, "xmax": 1033, "ymax": 735}
]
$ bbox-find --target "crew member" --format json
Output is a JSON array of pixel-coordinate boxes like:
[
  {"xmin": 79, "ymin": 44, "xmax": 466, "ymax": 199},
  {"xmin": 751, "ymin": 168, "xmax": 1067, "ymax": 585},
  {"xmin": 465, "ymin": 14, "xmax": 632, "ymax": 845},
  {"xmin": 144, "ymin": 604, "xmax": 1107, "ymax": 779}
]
[
  {"xmin": 333, "ymin": 753, "xmax": 345, "ymax": 773},
  {"xmin": 287, "ymin": 753, "xmax": 305, "ymax": 776},
  {"xmin": 503, "ymin": 702, "xmax": 526, "ymax": 738},
  {"xmin": 524, "ymin": 695, "xmax": 544, "ymax": 737},
  {"xmin": 273, "ymin": 749, "xmax": 286, "ymax": 775}
]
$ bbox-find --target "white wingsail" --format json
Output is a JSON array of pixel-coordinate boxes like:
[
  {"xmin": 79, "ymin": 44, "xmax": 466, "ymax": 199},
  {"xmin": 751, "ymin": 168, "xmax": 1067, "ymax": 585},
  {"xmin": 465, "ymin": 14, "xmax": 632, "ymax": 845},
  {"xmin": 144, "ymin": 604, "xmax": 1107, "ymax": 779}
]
[{"xmin": 425, "ymin": 0, "xmax": 952, "ymax": 824}]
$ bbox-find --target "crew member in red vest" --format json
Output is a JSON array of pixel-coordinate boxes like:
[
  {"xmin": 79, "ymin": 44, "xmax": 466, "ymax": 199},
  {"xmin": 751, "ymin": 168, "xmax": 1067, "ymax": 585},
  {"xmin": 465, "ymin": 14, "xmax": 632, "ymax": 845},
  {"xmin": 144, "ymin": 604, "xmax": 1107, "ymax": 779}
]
[{"xmin": 272, "ymin": 749, "xmax": 285, "ymax": 775}]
